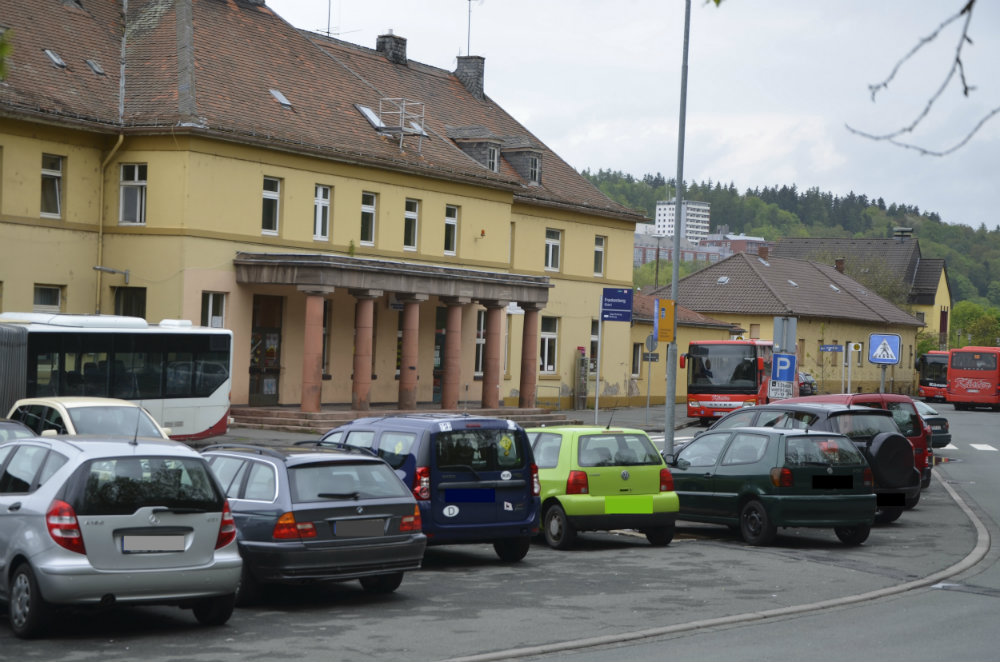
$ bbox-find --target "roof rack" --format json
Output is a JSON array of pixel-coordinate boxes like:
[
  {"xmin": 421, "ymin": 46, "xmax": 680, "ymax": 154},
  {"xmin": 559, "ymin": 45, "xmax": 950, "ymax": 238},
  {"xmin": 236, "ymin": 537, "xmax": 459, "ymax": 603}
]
[{"xmin": 199, "ymin": 443, "xmax": 288, "ymax": 459}]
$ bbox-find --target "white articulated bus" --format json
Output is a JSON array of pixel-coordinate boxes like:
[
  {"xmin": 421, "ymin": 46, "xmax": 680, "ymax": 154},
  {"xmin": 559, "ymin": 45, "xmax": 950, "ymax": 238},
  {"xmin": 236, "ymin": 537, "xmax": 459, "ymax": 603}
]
[{"xmin": 0, "ymin": 312, "xmax": 233, "ymax": 441}]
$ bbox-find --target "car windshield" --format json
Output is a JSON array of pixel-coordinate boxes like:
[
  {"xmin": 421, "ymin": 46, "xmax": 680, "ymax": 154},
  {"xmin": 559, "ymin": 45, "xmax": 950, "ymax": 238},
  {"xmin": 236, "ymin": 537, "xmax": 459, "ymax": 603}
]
[
  {"xmin": 75, "ymin": 456, "xmax": 222, "ymax": 515},
  {"xmin": 578, "ymin": 433, "xmax": 661, "ymax": 467},
  {"xmin": 826, "ymin": 412, "xmax": 898, "ymax": 440},
  {"xmin": 68, "ymin": 406, "xmax": 163, "ymax": 438},
  {"xmin": 785, "ymin": 435, "xmax": 866, "ymax": 466},
  {"xmin": 290, "ymin": 461, "xmax": 410, "ymax": 502}
]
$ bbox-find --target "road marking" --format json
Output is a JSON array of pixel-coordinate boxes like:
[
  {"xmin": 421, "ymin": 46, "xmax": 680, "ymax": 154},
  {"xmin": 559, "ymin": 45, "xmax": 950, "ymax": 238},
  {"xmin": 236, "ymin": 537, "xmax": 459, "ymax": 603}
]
[
  {"xmin": 970, "ymin": 444, "xmax": 998, "ymax": 451},
  {"xmin": 943, "ymin": 443, "xmax": 958, "ymax": 450}
]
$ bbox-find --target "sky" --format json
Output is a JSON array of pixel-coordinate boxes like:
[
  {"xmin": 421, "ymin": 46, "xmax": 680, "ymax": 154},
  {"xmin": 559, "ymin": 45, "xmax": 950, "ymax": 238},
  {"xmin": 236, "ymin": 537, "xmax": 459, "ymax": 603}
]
[{"xmin": 264, "ymin": 0, "xmax": 1000, "ymax": 230}]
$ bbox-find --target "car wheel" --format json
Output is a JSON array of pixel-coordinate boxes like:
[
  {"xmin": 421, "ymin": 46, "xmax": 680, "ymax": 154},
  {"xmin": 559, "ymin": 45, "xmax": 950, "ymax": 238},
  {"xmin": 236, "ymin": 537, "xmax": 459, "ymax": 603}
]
[
  {"xmin": 360, "ymin": 572, "xmax": 405, "ymax": 594},
  {"xmin": 235, "ymin": 562, "xmax": 261, "ymax": 607},
  {"xmin": 192, "ymin": 593, "xmax": 236, "ymax": 626},
  {"xmin": 834, "ymin": 524, "xmax": 871, "ymax": 545},
  {"xmin": 493, "ymin": 536, "xmax": 531, "ymax": 562},
  {"xmin": 8, "ymin": 563, "xmax": 49, "ymax": 639},
  {"xmin": 739, "ymin": 500, "xmax": 776, "ymax": 546},
  {"xmin": 904, "ymin": 489, "xmax": 921, "ymax": 509},
  {"xmin": 645, "ymin": 525, "xmax": 675, "ymax": 547},
  {"xmin": 874, "ymin": 506, "xmax": 904, "ymax": 524},
  {"xmin": 543, "ymin": 504, "xmax": 577, "ymax": 550}
]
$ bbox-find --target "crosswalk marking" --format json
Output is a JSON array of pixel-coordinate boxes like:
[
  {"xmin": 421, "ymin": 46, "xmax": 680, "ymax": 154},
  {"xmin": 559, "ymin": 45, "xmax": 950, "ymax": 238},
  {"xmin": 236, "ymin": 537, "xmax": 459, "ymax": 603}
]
[{"xmin": 970, "ymin": 444, "xmax": 998, "ymax": 452}]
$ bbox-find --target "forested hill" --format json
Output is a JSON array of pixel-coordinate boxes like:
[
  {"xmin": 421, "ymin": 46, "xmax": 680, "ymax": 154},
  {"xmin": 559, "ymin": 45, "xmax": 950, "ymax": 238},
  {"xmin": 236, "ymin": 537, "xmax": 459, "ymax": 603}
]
[{"xmin": 582, "ymin": 168, "xmax": 998, "ymax": 306}]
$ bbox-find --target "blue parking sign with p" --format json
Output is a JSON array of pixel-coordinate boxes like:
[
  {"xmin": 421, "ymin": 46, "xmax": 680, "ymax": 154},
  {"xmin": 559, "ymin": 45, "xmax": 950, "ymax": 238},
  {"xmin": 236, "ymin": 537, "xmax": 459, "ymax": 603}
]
[{"xmin": 771, "ymin": 353, "xmax": 797, "ymax": 382}]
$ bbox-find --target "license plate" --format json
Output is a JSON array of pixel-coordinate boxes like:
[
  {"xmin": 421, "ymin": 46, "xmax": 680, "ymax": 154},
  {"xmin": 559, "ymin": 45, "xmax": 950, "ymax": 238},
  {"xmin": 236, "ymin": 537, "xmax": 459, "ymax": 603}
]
[
  {"xmin": 968, "ymin": 389, "xmax": 980, "ymax": 393},
  {"xmin": 122, "ymin": 535, "xmax": 185, "ymax": 553},
  {"xmin": 335, "ymin": 519, "xmax": 385, "ymax": 538}
]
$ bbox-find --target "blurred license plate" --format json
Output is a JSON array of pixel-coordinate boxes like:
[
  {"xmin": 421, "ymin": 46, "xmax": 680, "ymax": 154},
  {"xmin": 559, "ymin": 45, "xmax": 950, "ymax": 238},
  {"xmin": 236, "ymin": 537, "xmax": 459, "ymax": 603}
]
[
  {"xmin": 968, "ymin": 389, "xmax": 980, "ymax": 393},
  {"xmin": 122, "ymin": 535, "xmax": 185, "ymax": 553},
  {"xmin": 335, "ymin": 519, "xmax": 385, "ymax": 538}
]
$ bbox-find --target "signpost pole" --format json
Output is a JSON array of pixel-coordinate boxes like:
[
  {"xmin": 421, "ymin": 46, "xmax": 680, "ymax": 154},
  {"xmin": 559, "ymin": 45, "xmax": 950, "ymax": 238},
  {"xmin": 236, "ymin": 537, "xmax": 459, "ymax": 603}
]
[{"xmin": 594, "ymin": 317, "xmax": 602, "ymax": 424}]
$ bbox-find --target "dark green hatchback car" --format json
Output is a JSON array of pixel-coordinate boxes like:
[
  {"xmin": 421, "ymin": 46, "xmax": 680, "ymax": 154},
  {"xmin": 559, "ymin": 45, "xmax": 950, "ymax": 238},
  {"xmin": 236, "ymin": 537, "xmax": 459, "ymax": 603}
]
[{"xmin": 665, "ymin": 427, "xmax": 876, "ymax": 546}]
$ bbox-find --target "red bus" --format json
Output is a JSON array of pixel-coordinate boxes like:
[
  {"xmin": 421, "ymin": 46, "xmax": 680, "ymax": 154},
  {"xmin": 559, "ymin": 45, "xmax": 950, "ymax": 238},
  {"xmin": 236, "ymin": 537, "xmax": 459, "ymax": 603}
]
[
  {"xmin": 915, "ymin": 350, "xmax": 949, "ymax": 402},
  {"xmin": 682, "ymin": 339, "xmax": 772, "ymax": 424},
  {"xmin": 946, "ymin": 346, "xmax": 1000, "ymax": 410}
]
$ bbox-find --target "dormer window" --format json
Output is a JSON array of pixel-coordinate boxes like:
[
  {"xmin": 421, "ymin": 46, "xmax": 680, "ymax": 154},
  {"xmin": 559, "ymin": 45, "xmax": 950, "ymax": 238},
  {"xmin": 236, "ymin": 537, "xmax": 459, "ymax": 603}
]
[
  {"xmin": 487, "ymin": 146, "xmax": 499, "ymax": 173},
  {"xmin": 529, "ymin": 155, "xmax": 540, "ymax": 184}
]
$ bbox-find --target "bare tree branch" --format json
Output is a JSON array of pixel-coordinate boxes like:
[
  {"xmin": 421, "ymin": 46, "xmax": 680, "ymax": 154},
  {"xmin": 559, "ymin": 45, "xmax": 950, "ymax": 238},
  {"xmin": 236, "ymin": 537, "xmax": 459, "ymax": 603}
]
[{"xmin": 846, "ymin": 0, "xmax": 993, "ymax": 156}]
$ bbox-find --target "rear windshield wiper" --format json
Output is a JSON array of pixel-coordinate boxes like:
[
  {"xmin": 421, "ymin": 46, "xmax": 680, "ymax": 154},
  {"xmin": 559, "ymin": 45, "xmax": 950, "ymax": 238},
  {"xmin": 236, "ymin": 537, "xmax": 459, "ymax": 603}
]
[
  {"xmin": 317, "ymin": 492, "xmax": 360, "ymax": 500},
  {"xmin": 438, "ymin": 464, "xmax": 481, "ymax": 479}
]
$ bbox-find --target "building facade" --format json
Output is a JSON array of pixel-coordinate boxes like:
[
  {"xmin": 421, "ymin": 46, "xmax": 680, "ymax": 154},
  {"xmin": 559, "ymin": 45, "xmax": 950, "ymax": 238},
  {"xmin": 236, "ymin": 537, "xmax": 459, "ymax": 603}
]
[
  {"xmin": 654, "ymin": 199, "xmax": 711, "ymax": 245},
  {"xmin": 0, "ymin": 1, "xmax": 645, "ymax": 412}
]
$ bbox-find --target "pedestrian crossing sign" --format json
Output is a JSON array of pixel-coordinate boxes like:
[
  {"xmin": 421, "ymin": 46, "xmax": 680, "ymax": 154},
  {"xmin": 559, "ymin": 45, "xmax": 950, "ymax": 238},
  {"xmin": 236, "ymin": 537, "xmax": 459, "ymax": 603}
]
[{"xmin": 868, "ymin": 333, "xmax": 901, "ymax": 365}]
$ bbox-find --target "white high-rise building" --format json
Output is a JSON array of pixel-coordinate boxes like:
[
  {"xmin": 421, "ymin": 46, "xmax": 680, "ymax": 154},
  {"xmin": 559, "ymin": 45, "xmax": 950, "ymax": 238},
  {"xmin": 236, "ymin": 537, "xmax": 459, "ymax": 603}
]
[{"xmin": 654, "ymin": 199, "xmax": 710, "ymax": 245}]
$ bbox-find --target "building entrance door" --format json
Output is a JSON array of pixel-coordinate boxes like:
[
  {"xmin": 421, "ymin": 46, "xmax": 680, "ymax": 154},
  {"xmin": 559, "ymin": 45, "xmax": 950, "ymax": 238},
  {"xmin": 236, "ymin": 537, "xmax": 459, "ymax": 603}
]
[{"xmin": 249, "ymin": 295, "xmax": 283, "ymax": 406}]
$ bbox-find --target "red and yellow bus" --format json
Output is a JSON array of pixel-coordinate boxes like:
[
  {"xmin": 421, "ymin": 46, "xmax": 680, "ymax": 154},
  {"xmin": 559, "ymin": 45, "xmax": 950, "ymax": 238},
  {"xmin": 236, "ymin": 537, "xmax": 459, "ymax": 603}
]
[
  {"xmin": 682, "ymin": 339, "xmax": 772, "ymax": 424},
  {"xmin": 946, "ymin": 346, "xmax": 1000, "ymax": 410},
  {"xmin": 916, "ymin": 350, "xmax": 949, "ymax": 402}
]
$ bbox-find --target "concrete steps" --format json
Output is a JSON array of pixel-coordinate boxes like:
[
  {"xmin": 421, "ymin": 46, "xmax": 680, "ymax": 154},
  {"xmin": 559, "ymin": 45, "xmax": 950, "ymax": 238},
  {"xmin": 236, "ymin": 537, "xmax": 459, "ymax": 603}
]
[{"xmin": 229, "ymin": 405, "xmax": 584, "ymax": 434}]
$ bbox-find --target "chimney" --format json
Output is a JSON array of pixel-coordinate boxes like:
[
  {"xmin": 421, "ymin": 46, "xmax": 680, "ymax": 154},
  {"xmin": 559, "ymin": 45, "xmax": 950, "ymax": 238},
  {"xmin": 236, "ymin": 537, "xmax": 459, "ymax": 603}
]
[
  {"xmin": 757, "ymin": 245, "xmax": 769, "ymax": 260},
  {"xmin": 376, "ymin": 32, "xmax": 407, "ymax": 65},
  {"xmin": 455, "ymin": 56, "xmax": 485, "ymax": 100},
  {"xmin": 835, "ymin": 257, "xmax": 845, "ymax": 273}
]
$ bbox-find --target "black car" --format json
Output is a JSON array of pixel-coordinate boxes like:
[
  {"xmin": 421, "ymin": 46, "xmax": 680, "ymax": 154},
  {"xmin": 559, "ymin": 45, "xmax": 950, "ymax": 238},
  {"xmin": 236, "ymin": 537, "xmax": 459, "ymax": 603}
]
[
  {"xmin": 201, "ymin": 444, "xmax": 427, "ymax": 604},
  {"xmin": 703, "ymin": 402, "xmax": 920, "ymax": 524}
]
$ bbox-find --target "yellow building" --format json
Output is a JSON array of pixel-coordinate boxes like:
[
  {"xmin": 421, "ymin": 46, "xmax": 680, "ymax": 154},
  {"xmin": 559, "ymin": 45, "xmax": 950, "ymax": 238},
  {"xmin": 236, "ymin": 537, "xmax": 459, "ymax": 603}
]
[{"xmin": 0, "ymin": 1, "xmax": 644, "ymax": 412}]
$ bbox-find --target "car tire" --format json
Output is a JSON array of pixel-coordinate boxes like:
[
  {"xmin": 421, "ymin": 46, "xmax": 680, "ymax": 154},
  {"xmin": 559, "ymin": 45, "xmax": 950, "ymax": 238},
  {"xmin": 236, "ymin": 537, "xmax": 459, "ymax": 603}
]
[
  {"xmin": 360, "ymin": 572, "xmax": 405, "ymax": 594},
  {"xmin": 192, "ymin": 593, "xmax": 236, "ymax": 626},
  {"xmin": 8, "ymin": 563, "xmax": 49, "ymax": 639},
  {"xmin": 235, "ymin": 562, "xmax": 261, "ymax": 606},
  {"xmin": 834, "ymin": 524, "xmax": 871, "ymax": 545},
  {"xmin": 874, "ymin": 506, "xmax": 904, "ymax": 524},
  {"xmin": 645, "ymin": 525, "xmax": 675, "ymax": 547},
  {"xmin": 904, "ymin": 489, "xmax": 921, "ymax": 509},
  {"xmin": 739, "ymin": 500, "xmax": 776, "ymax": 546},
  {"xmin": 493, "ymin": 536, "xmax": 531, "ymax": 562},
  {"xmin": 543, "ymin": 504, "xmax": 577, "ymax": 550}
]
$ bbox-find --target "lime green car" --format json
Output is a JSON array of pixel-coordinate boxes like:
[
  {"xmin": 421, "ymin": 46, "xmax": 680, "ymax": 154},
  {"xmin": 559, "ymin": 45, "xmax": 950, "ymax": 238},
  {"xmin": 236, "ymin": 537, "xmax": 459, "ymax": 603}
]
[{"xmin": 525, "ymin": 426, "xmax": 679, "ymax": 550}]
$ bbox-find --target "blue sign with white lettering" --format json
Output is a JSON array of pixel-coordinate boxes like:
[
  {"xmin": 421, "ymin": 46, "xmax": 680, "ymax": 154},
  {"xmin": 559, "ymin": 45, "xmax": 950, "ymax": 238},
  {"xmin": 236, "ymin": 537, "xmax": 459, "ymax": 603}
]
[
  {"xmin": 601, "ymin": 288, "xmax": 633, "ymax": 322},
  {"xmin": 869, "ymin": 333, "xmax": 901, "ymax": 365},
  {"xmin": 771, "ymin": 353, "xmax": 797, "ymax": 382},
  {"xmin": 820, "ymin": 344, "xmax": 843, "ymax": 352}
]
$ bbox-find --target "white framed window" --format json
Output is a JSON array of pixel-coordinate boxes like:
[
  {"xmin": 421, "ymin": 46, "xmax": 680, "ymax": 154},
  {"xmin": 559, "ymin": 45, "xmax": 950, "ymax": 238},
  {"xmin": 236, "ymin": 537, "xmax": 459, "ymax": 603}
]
[
  {"xmin": 540, "ymin": 316, "xmax": 558, "ymax": 374},
  {"xmin": 474, "ymin": 310, "xmax": 486, "ymax": 377},
  {"xmin": 120, "ymin": 164, "xmax": 147, "ymax": 225},
  {"xmin": 594, "ymin": 236, "xmax": 606, "ymax": 276},
  {"xmin": 360, "ymin": 191, "xmax": 376, "ymax": 245},
  {"xmin": 544, "ymin": 228, "xmax": 561, "ymax": 271},
  {"xmin": 262, "ymin": 177, "xmax": 280, "ymax": 234},
  {"xmin": 41, "ymin": 154, "xmax": 63, "ymax": 218},
  {"xmin": 404, "ymin": 199, "xmax": 419, "ymax": 251},
  {"xmin": 487, "ymin": 146, "xmax": 499, "ymax": 172},
  {"xmin": 314, "ymin": 185, "xmax": 331, "ymax": 240},
  {"xmin": 632, "ymin": 343, "xmax": 643, "ymax": 377},
  {"xmin": 444, "ymin": 205, "xmax": 458, "ymax": 255},
  {"xmin": 33, "ymin": 285, "xmax": 62, "ymax": 313},
  {"xmin": 201, "ymin": 292, "xmax": 226, "ymax": 328},
  {"xmin": 529, "ymin": 155, "xmax": 540, "ymax": 183}
]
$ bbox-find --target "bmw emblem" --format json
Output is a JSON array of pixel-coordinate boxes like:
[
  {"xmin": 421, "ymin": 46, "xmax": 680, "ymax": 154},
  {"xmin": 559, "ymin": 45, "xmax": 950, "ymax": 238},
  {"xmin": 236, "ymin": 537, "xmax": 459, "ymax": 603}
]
[
  {"xmin": 356, "ymin": 506, "xmax": 364, "ymax": 514},
  {"xmin": 621, "ymin": 470, "xmax": 630, "ymax": 481}
]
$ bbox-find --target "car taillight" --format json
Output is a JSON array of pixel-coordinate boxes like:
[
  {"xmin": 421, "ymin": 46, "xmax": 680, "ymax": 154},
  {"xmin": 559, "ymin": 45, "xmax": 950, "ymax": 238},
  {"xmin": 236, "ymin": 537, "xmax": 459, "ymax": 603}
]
[
  {"xmin": 272, "ymin": 512, "xmax": 317, "ymax": 540},
  {"xmin": 47, "ymin": 499, "xmax": 85, "ymax": 555},
  {"xmin": 413, "ymin": 466, "xmax": 431, "ymax": 501},
  {"xmin": 659, "ymin": 468, "xmax": 674, "ymax": 492},
  {"xmin": 769, "ymin": 467, "xmax": 793, "ymax": 487},
  {"xmin": 400, "ymin": 504, "xmax": 422, "ymax": 532},
  {"xmin": 216, "ymin": 500, "xmax": 237, "ymax": 549},
  {"xmin": 531, "ymin": 463, "xmax": 540, "ymax": 496},
  {"xmin": 566, "ymin": 470, "xmax": 589, "ymax": 495},
  {"xmin": 863, "ymin": 467, "xmax": 874, "ymax": 488}
]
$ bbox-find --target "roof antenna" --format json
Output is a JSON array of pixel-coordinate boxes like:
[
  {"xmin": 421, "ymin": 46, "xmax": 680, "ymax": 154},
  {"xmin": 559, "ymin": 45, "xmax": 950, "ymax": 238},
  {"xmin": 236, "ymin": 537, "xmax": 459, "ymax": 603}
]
[{"xmin": 605, "ymin": 409, "xmax": 615, "ymax": 430}]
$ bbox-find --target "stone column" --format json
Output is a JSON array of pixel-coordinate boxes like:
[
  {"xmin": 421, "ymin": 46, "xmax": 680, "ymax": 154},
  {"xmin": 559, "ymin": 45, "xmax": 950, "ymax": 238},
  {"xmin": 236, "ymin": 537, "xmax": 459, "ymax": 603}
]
[
  {"xmin": 397, "ymin": 294, "xmax": 427, "ymax": 410},
  {"xmin": 440, "ymin": 297, "xmax": 469, "ymax": 409},
  {"xmin": 479, "ymin": 300, "xmax": 508, "ymax": 409},
  {"xmin": 350, "ymin": 289, "xmax": 382, "ymax": 411},
  {"xmin": 519, "ymin": 304, "xmax": 542, "ymax": 409},
  {"xmin": 298, "ymin": 287, "xmax": 334, "ymax": 413}
]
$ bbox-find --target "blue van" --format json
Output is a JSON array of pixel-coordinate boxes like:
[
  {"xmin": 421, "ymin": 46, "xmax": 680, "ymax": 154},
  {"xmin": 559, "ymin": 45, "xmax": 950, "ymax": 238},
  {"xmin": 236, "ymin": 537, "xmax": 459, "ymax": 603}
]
[{"xmin": 317, "ymin": 414, "xmax": 540, "ymax": 562}]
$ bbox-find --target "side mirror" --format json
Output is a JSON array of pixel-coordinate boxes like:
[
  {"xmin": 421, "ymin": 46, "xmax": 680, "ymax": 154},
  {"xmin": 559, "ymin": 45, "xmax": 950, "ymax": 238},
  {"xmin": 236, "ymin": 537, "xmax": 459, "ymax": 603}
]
[
  {"xmin": 662, "ymin": 452, "xmax": 675, "ymax": 465},
  {"xmin": 757, "ymin": 357, "xmax": 765, "ymax": 372},
  {"xmin": 679, "ymin": 354, "xmax": 687, "ymax": 369}
]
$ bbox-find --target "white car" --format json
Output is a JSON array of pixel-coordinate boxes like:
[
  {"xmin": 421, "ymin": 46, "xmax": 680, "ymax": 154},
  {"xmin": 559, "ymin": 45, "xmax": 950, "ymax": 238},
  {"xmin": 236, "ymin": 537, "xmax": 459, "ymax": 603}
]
[{"xmin": 6, "ymin": 397, "xmax": 170, "ymax": 439}]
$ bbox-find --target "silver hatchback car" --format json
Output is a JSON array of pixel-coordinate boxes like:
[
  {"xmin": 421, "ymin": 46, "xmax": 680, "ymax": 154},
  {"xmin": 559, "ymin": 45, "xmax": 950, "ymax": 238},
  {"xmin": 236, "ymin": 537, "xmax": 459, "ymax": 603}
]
[{"xmin": 0, "ymin": 435, "xmax": 242, "ymax": 638}]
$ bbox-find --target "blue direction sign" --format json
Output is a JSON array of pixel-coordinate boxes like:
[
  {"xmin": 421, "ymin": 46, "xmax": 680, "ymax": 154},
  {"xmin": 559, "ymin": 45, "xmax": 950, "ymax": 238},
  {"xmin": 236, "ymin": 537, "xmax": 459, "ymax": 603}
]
[
  {"xmin": 869, "ymin": 333, "xmax": 901, "ymax": 365},
  {"xmin": 820, "ymin": 344, "xmax": 843, "ymax": 352},
  {"xmin": 601, "ymin": 288, "xmax": 633, "ymax": 322}
]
